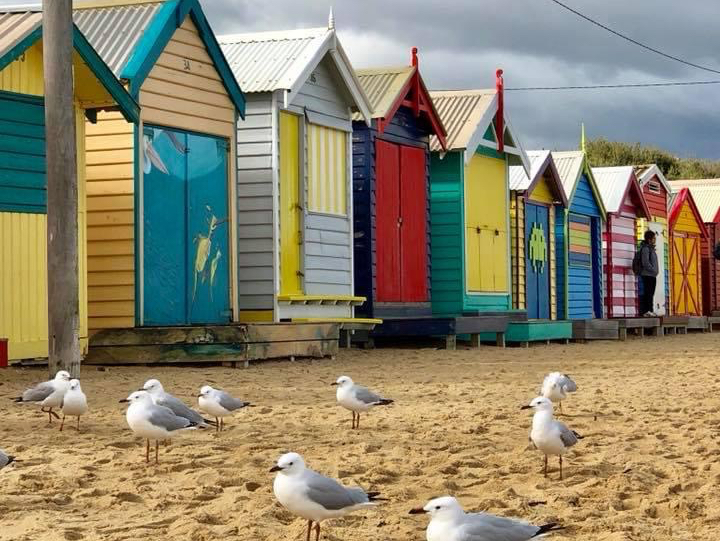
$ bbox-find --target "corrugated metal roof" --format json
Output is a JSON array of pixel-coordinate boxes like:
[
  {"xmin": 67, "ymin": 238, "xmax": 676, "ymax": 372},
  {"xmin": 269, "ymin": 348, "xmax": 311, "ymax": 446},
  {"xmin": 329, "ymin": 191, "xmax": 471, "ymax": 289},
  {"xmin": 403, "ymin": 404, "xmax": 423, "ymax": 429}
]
[
  {"xmin": 353, "ymin": 66, "xmax": 414, "ymax": 120},
  {"xmin": 551, "ymin": 151, "xmax": 585, "ymax": 199},
  {"xmin": 74, "ymin": 2, "xmax": 163, "ymax": 77},
  {"xmin": 508, "ymin": 150, "xmax": 550, "ymax": 191},
  {"xmin": 428, "ymin": 89, "xmax": 494, "ymax": 152},
  {"xmin": 0, "ymin": 11, "xmax": 42, "ymax": 60},
  {"xmin": 593, "ymin": 166, "xmax": 634, "ymax": 213},
  {"xmin": 219, "ymin": 27, "xmax": 329, "ymax": 93},
  {"xmin": 669, "ymin": 179, "xmax": 720, "ymax": 222}
]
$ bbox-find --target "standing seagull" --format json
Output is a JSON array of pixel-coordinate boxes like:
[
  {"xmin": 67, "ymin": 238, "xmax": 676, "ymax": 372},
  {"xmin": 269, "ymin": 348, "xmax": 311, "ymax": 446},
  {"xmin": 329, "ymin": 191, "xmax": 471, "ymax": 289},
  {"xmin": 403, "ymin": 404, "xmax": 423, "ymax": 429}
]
[
  {"xmin": 12, "ymin": 370, "xmax": 72, "ymax": 424},
  {"xmin": 332, "ymin": 376, "xmax": 393, "ymax": 429},
  {"xmin": 540, "ymin": 372, "xmax": 577, "ymax": 413},
  {"xmin": 522, "ymin": 396, "xmax": 582, "ymax": 480},
  {"xmin": 197, "ymin": 385, "xmax": 251, "ymax": 432},
  {"xmin": 0, "ymin": 449, "xmax": 16, "ymax": 470},
  {"xmin": 141, "ymin": 379, "xmax": 215, "ymax": 428},
  {"xmin": 120, "ymin": 391, "xmax": 198, "ymax": 463},
  {"xmin": 410, "ymin": 496, "xmax": 562, "ymax": 540},
  {"xmin": 271, "ymin": 452, "xmax": 384, "ymax": 541},
  {"xmin": 61, "ymin": 379, "xmax": 88, "ymax": 432}
]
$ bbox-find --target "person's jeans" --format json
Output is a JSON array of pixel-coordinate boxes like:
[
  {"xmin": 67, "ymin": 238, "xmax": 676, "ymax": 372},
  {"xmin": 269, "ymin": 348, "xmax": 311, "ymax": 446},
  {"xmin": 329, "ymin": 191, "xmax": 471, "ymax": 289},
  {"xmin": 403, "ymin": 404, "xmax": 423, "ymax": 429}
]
[{"xmin": 640, "ymin": 275, "xmax": 657, "ymax": 315}]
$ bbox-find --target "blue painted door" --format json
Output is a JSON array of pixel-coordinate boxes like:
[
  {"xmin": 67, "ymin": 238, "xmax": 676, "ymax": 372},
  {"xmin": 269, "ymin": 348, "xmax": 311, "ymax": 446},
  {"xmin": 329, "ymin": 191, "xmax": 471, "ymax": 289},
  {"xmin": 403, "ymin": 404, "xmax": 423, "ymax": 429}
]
[
  {"xmin": 525, "ymin": 203, "xmax": 551, "ymax": 319},
  {"xmin": 142, "ymin": 126, "xmax": 230, "ymax": 326}
]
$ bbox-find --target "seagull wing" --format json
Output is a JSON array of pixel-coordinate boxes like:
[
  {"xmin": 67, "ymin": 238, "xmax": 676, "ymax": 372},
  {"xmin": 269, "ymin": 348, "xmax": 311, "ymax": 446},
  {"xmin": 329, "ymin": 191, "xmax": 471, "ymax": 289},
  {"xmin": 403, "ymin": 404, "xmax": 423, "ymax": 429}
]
[
  {"xmin": 304, "ymin": 470, "xmax": 370, "ymax": 511},
  {"xmin": 458, "ymin": 512, "xmax": 545, "ymax": 541},
  {"xmin": 557, "ymin": 421, "xmax": 580, "ymax": 448},
  {"xmin": 156, "ymin": 393, "xmax": 204, "ymax": 424},
  {"xmin": 20, "ymin": 381, "xmax": 55, "ymax": 403},
  {"xmin": 354, "ymin": 385, "xmax": 386, "ymax": 405},
  {"xmin": 558, "ymin": 374, "xmax": 577, "ymax": 393},
  {"xmin": 147, "ymin": 404, "xmax": 194, "ymax": 432},
  {"xmin": 216, "ymin": 391, "xmax": 249, "ymax": 411}
]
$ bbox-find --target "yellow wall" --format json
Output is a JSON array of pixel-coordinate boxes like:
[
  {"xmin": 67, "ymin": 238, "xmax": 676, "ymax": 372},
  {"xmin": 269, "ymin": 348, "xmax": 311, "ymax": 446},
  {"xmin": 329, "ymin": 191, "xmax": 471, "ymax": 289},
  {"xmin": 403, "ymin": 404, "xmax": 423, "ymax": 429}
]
[
  {"xmin": 510, "ymin": 196, "xmax": 525, "ymax": 309},
  {"xmin": 529, "ymin": 173, "xmax": 555, "ymax": 204},
  {"xmin": 0, "ymin": 42, "xmax": 44, "ymax": 95},
  {"xmin": 279, "ymin": 111, "xmax": 302, "ymax": 295},
  {"xmin": 85, "ymin": 112, "xmax": 135, "ymax": 332},
  {"xmin": 140, "ymin": 16, "xmax": 236, "ymax": 139},
  {"xmin": 307, "ymin": 123, "xmax": 347, "ymax": 215},
  {"xmin": 674, "ymin": 200, "xmax": 702, "ymax": 234}
]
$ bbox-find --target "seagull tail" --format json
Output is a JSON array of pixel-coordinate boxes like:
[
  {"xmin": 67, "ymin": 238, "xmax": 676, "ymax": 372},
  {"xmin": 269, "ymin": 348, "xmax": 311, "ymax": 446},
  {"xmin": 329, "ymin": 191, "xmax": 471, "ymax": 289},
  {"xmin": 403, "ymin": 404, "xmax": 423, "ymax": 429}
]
[
  {"xmin": 366, "ymin": 492, "xmax": 388, "ymax": 502},
  {"xmin": 377, "ymin": 399, "xmax": 394, "ymax": 406},
  {"xmin": 203, "ymin": 418, "xmax": 219, "ymax": 427},
  {"xmin": 572, "ymin": 431, "xmax": 584, "ymax": 440},
  {"xmin": 7, "ymin": 456, "xmax": 15, "ymax": 465},
  {"xmin": 11, "ymin": 397, "xmax": 23, "ymax": 403},
  {"xmin": 533, "ymin": 523, "xmax": 564, "ymax": 537}
]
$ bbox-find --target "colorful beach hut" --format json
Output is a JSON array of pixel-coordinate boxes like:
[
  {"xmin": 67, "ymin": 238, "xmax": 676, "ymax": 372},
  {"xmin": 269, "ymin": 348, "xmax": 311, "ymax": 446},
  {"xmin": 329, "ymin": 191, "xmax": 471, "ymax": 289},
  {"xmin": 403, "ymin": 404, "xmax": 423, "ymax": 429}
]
[
  {"xmin": 668, "ymin": 188, "xmax": 708, "ymax": 316},
  {"xmin": 669, "ymin": 179, "xmax": 720, "ymax": 315},
  {"xmin": 635, "ymin": 165, "xmax": 672, "ymax": 316},
  {"xmin": 218, "ymin": 17, "xmax": 373, "ymax": 323},
  {"xmin": 551, "ymin": 151, "xmax": 606, "ymax": 320},
  {"xmin": 508, "ymin": 150, "xmax": 567, "ymax": 320},
  {"xmin": 592, "ymin": 166, "xmax": 651, "ymax": 318},
  {"xmin": 73, "ymin": 0, "xmax": 245, "ymax": 334},
  {"xmin": 351, "ymin": 49, "xmax": 448, "ymax": 336},
  {"xmin": 0, "ymin": 8, "xmax": 139, "ymax": 360}
]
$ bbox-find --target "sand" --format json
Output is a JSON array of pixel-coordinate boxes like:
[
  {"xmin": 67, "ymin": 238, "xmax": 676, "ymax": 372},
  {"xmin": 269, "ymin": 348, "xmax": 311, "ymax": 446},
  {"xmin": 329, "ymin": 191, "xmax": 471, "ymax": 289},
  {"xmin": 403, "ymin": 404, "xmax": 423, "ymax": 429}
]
[{"xmin": 1, "ymin": 334, "xmax": 719, "ymax": 540}]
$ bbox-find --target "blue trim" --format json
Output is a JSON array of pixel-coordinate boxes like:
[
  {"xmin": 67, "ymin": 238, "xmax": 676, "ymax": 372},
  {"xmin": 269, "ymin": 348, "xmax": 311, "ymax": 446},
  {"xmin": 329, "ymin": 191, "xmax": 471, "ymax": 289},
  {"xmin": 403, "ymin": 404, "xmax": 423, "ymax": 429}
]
[
  {"xmin": 119, "ymin": 0, "xmax": 245, "ymax": 117},
  {"xmin": 0, "ymin": 25, "xmax": 42, "ymax": 72},
  {"xmin": 71, "ymin": 26, "xmax": 140, "ymax": 124},
  {"xmin": 133, "ymin": 123, "xmax": 141, "ymax": 326},
  {"xmin": 0, "ymin": 89, "xmax": 44, "ymax": 106}
]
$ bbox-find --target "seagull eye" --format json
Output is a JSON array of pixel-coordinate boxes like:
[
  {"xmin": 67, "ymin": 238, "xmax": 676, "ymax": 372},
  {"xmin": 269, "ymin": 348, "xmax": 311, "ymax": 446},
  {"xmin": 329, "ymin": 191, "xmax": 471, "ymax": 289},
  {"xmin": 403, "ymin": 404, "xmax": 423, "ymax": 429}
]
[
  {"xmin": 289, "ymin": 462, "xmax": 294, "ymax": 466},
  {"xmin": 435, "ymin": 506, "xmax": 441, "ymax": 510}
]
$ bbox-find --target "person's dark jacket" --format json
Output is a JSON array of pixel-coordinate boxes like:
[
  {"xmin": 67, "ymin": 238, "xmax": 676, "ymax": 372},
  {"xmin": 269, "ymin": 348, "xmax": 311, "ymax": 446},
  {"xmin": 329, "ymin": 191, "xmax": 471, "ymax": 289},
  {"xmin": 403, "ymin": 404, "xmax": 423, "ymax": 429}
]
[{"xmin": 639, "ymin": 241, "xmax": 658, "ymax": 277}]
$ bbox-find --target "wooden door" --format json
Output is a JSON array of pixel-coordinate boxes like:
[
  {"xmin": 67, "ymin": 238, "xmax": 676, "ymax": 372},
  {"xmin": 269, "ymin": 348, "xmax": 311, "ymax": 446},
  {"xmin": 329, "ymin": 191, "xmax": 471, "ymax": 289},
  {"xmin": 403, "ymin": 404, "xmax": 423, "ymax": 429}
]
[
  {"xmin": 279, "ymin": 111, "xmax": 302, "ymax": 295},
  {"xmin": 525, "ymin": 202, "xmax": 550, "ymax": 319},
  {"xmin": 399, "ymin": 145, "xmax": 427, "ymax": 301},
  {"xmin": 607, "ymin": 215, "xmax": 637, "ymax": 317},
  {"xmin": 647, "ymin": 221, "xmax": 666, "ymax": 315},
  {"xmin": 672, "ymin": 234, "xmax": 701, "ymax": 315},
  {"xmin": 375, "ymin": 140, "xmax": 401, "ymax": 301}
]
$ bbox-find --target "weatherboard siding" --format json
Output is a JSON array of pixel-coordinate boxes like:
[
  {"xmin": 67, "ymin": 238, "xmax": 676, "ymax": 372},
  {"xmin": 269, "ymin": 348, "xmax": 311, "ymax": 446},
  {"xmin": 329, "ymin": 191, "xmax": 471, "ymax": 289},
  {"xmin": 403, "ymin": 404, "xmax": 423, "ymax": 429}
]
[{"xmin": 0, "ymin": 41, "xmax": 44, "ymax": 96}]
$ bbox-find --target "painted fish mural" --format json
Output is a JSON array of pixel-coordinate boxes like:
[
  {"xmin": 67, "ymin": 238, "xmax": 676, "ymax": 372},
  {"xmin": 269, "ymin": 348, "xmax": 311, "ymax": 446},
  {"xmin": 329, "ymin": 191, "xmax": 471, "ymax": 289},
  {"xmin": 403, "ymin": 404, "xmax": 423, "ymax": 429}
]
[{"xmin": 193, "ymin": 206, "xmax": 227, "ymax": 304}]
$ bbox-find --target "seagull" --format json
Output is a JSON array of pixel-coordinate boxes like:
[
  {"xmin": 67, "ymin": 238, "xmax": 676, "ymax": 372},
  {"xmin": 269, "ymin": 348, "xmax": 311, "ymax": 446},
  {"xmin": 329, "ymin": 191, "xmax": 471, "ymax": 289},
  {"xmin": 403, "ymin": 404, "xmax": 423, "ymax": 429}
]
[
  {"xmin": 522, "ymin": 396, "xmax": 583, "ymax": 480},
  {"xmin": 120, "ymin": 391, "xmax": 199, "ymax": 463},
  {"xmin": 540, "ymin": 372, "xmax": 577, "ymax": 413},
  {"xmin": 197, "ymin": 385, "xmax": 251, "ymax": 432},
  {"xmin": 12, "ymin": 370, "xmax": 72, "ymax": 424},
  {"xmin": 410, "ymin": 496, "xmax": 562, "ymax": 541},
  {"xmin": 0, "ymin": 449, "xmax": 16, "ymax": 470},
  {"xmin": 332, "ymin": 376, "xmax": 393, "ymax": 429},
  {"xmin": 271, "ymin": 452, "xmax": 384, "ymax": 541},
  {"xmin": 141, "ymin": 379, "xmax": 215, "ymax": 428},
  {"xmin": 61, "ymin": 379, "xmax": 88, "ymax": 432}
]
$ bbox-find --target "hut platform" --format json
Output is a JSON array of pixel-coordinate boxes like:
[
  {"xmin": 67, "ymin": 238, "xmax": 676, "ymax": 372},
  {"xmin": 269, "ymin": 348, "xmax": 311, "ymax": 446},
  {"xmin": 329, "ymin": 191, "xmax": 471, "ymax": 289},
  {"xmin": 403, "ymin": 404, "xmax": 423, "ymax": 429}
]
[
  {"xmin": 686, "ymin": 316, "xmax": 709, "ymax": 332},
  {"xmin": 660, "ymin": 316, "xmax": 690, "ymax": 335},
  {"xmin": 571, "ymin": 319, "xmax": 620, "ymax": 342},
  {"xmin": 617, "ymin": 318, "xmax": 662, "ymax": 340},
  {"xmin": 707, "ymin": 316, "xmax": 720, "ymax": 332},
  {"xmin": 504, "ymin": 320, "xmax": 573, "ymax": 348}
]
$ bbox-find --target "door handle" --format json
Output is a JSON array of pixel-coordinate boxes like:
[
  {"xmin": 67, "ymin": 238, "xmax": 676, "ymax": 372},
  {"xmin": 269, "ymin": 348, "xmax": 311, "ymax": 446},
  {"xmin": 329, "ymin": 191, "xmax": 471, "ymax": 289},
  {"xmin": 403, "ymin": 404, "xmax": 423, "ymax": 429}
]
[{"xmin": 398, "ymin": 217, "xmax": 403, "ymax": 226}]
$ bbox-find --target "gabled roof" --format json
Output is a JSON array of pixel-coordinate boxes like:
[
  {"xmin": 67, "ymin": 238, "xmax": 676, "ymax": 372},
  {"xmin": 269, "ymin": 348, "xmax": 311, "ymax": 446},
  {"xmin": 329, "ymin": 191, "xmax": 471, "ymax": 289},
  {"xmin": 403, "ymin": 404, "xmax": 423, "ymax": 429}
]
[
  {"xmin": 551, "ymin": 151, "xmax": 607, "ymax": 218},
  {"xmin": 669, "ymin": 188, "xmax": 709, "ymax": 237},
  {"xmin": 634, "ymin": 163, "xmax": 672, "ymax": 194},
  {"xmin": 0, "ymin": 8, "xmax": 139, "ymax": 123},
  {"xmin": 508, "ymin": 150, "xmax": 567, "ymax": 206},
  {"xmin": 429, "ymin": 88, "xmax": 528, "ymax": 171},
  {"xmin": 669, "ymin": 179, "xmax": 720, "ymax": 223},
  {"xmin": 1, "ymin": 0, "xmax": 245, "ymax": 116},
  {"xmin": 219, "ymin": 25, "xmax": 371, "ymax": 122},
  {"xmin": 354, "ymin": 50, "xmax": 447, "ymax": 149},
  {"xmin": 593, "ymin": 166, "xmax": 650, "ymax": 218}
]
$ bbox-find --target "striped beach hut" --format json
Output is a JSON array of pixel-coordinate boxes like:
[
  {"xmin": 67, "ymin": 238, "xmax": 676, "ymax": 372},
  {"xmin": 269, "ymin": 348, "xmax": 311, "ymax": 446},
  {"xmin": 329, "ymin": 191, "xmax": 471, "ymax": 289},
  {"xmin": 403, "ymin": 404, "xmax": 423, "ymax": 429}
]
[
  {"xmin": 0, "ymin": 7, "xmax": 139, "ymax": 360},
  {"xmin": 593, "ymin": 166, "xmax": 651, "ymax": 318},
  {"xmin": 635, "ymin": 164, "xmax": 672, "ymax": 316},
  {"xmin": 351, "ymin": 49, "xmax": 447, "ymax": 328},
  {"xmin": 668, "ymin": 188, "xmax": 708, "ymax": 316},
  {"xmin": 551, "ymin": 151, "xmax": 606, "ymax": 320},
  {"xmin": 669, "ymin": 179, "xmax": 720, "ymax": 315},
  {"xmin": 218, "ymin": 16, "xmax": 373, "ymax": 324}
]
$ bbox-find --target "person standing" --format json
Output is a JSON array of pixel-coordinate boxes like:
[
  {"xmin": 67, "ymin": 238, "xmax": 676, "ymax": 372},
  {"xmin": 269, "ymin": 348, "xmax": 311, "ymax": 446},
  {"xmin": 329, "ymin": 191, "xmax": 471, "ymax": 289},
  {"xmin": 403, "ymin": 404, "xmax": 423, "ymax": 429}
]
[{"xmin": 638, "ymin": 230, "xmax": 659, "ymax": 316}]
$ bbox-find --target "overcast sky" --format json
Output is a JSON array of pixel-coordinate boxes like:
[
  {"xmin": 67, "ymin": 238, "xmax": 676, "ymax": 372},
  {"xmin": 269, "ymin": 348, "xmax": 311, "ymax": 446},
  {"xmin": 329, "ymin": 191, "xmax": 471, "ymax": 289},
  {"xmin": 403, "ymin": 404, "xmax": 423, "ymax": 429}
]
[{"xmin": 4, "ymin": 0, "xmax": 718, "ymax": 158}]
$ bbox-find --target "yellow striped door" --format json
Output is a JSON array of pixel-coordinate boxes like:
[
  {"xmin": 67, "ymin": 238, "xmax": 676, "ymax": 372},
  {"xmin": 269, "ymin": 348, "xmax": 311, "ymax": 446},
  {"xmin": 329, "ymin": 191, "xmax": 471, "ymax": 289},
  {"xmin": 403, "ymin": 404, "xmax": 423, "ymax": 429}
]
[
  {"xmin": 307, "ymin": 123, "xmax": 347, "ymax": 215},
  {"xmin": 279, "ymin": 112, "xmax": 302, "ymax": 295}
]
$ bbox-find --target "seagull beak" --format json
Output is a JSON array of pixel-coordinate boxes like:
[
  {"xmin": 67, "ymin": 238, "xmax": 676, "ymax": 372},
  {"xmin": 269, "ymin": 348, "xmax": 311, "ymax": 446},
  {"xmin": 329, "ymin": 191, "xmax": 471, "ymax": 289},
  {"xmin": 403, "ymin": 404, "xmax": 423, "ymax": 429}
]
[
  {"xmin": 330, "ymin": 382, "xmax": 338, "ymax": 386},
  {"xmin": 119, "ymin": 399, "xmax": 129, "ymax": 403},
  {"xmin": 137, "ymin": 388, "xmax": 146, "ymax": 392},
  {"xmin": 269, "ymin": 465, "xmax": 283, "ymax": 473},
  {"xmin": 520, "ymin": 405, "xmax": 532, "ymax": 410},
  {"xmin": 409, "ymin": 507, "xmax": 427, "ymax": 515}
]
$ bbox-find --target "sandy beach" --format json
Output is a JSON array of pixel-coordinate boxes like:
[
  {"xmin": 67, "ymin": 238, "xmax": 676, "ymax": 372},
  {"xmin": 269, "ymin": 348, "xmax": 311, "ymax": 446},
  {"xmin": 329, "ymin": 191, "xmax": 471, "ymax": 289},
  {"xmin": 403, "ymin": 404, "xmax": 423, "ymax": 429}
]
[{"xmin": 1, "ymin": 333, "xmax": 719, "ymax": 540}]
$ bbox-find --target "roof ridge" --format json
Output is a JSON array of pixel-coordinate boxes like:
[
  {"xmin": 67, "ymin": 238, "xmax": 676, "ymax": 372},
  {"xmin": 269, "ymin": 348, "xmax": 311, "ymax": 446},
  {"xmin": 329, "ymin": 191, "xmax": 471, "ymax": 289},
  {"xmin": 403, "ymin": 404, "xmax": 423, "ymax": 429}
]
[{"xmin": 218, "ymin": 26, "xmax": 328, "ymax": 44}]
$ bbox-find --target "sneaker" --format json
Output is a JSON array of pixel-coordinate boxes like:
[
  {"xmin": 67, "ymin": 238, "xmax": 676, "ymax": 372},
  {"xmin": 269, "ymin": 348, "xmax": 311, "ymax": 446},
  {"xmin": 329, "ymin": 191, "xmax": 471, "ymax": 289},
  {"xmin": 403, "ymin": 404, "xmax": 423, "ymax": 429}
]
[{"xmin": 643, "ymin": 311, "xmax": 656, "ymax": 317}]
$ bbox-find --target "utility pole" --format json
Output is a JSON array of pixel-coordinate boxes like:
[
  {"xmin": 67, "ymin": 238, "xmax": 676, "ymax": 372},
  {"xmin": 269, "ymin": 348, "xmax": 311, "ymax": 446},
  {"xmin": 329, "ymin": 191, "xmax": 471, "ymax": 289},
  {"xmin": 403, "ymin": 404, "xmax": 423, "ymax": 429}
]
[{"xmin": 43, "ymin": 0, "xmax": 81, "ymax": 378}]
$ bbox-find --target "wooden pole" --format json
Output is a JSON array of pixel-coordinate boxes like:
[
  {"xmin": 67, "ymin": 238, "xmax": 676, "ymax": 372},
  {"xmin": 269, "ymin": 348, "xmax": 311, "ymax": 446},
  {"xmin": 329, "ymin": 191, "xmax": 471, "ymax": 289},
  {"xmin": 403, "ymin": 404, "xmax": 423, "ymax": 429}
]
[{"xmin": 43, "ymin": 0, "xmax": 81, "ymax": 378}]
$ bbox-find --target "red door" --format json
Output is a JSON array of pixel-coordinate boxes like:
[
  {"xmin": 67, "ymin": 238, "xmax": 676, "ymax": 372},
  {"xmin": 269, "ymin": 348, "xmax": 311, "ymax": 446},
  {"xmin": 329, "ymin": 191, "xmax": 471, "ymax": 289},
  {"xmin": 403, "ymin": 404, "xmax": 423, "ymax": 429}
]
[
  {"xmin": 375, "ymin": 140, "xmax": 401, "ymax": 301},
  {"xmin": 399, "ymin": 145, "xmax": 428, "ymax": 301}
]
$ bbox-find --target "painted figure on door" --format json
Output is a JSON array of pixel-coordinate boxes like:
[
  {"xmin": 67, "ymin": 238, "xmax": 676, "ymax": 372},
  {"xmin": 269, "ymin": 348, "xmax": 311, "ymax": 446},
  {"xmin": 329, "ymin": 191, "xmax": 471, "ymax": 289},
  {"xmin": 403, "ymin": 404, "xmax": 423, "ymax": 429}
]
[
  {"xmin": 529, "ymin": 222, "xmax": 547, "ymax": 273},
  {"xmin": 193, "ymin": 207, "xmax": 227, "ymax": 304},
  {"xmin": 143, "ymin": 129, "xmax": 188, "ymax": 176}
]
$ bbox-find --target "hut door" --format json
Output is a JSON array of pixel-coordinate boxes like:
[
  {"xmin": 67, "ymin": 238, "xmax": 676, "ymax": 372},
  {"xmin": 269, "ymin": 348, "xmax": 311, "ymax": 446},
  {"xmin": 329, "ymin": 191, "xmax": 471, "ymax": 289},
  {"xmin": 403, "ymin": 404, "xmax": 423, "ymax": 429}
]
[
  {"xmin": 648, "ymin": 222, "xmax": 666, "ymax": 315},
  {"xmin": 142, "ymin": 126, "xmax": 230, "ymax": 326},
  {"xmin": 279, "ymin": 112, "xmax": 303, "ymax": 295},
  {"xmin": 525, "ymin": 203, "xmax": 550, "ymax": 319},
  {"xmin": 672, "ymin": 234, "xmax": 701, "ymax": 315},
  {"xmin": 375, "ymin": 140, "xmax": 427, "ymax": 302},
  {"xmin": 607, "ymin": 215, "xmax": 638, "ymax": 318}
]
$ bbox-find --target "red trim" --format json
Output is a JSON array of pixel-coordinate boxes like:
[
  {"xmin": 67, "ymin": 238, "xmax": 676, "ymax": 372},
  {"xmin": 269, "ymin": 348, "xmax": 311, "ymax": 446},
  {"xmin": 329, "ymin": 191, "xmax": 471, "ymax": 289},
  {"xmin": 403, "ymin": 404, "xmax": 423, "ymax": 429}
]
[
  {"xmin": 713, "ymin": 206, "xmax": 720, "ymax": 224},
  {"xmin": 627, "ymin": 174, "xmax": 652, "ymax": 219},
  {"xmin": 669, "ymin": 188, "xmax": 709, "ymax": 238},
  {"xmin": 496, "ymin": 69, "xmax": 504, "ymax": 154}
]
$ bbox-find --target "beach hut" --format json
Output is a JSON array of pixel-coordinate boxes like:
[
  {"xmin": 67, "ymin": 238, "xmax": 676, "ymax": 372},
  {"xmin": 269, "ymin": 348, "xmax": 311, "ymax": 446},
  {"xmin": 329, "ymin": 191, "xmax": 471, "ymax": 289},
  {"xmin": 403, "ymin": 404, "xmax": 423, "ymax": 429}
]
[
  {"xmin": 351, "ymin": 49, "xmax": 450, "ymax": 339},
  {"xmin": 668, "ymin": 188, "xmax": 708, "ymax": 316},
  {"xmin": 508, "ymin": 150, "xmax": 568, "ymax": 320},
  {"xmin": 551, "ymin": 151, "xmax": 606, "ymax": 321},
  {"xmin": 634, "ymin": 165, "xmax": 672, "ymax": 316},
  {"xmin": 0, "ymin": 8, "xmax": 139, "ymax": 361},
  {"xmin": 592, "ymin": 166, "xmax": 651, "ymax": 318},
  {"xmin": 669, "ymin": 179, "xmax": 720, "ymax": 316},
  {"xmin": 218, "ymin": 16, "xmax": 374, "ymax": 325}
]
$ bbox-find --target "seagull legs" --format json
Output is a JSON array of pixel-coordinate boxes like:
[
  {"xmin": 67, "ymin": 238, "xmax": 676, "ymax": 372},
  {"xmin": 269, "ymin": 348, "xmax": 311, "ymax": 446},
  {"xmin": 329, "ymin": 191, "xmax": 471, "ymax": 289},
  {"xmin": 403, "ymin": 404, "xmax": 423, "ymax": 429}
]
[
  {"xmin": 314, "ymin": 522, "xmax": 321, "ymax": 541},
  {"xmin": 146, "ymin": 439, "xmax": 150, "ymax": 463},
  {"xmin": 60, "ymin": 415, "xmax": 66, "ymax": 432},
  {"xmin": 155, "ymin": 441, "xmax": 160, "ymax": 464},
  {"xmin": 559, "ymin": 456, "xmax": 563, "ymax": 480},
  {"xmin": 42, "ymin": 407, "xmax": 60, "ymax": 424},
  {"xmin": 215, "ymin": 417, "xmax": 220, "ymax": 433},
  {"xmin": 559, "ymin": 401, "xmax": 563, "ymax": 414},
  {"xmin": 544, "ymin": 455, "xmax": 548, "ymax": 477},
  {"xmin": 220, "ymin": 418, "xmax": 225, "ymax": 432},
  {"xmin": 306, "ymin": 520, "xmax": 313, "ymax": 541},
  {"xmin": 77, "ymin": 416, "xmax": 81, "ymax": 432}
]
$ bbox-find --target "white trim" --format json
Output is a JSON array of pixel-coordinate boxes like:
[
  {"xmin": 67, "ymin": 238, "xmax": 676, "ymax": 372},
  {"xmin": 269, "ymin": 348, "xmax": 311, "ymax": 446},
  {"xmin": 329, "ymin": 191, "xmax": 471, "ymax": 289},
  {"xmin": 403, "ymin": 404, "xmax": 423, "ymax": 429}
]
[
  {"xmin": 463, "ymin": 94, "xmax": 498, "ymax": 166},
  {"xmin": 228, "ymin": 121, "xmax": 239, "ymax": 322},
  {"xmin": 271, "ymin": 91, "xmax": 281, "ymax": 322},
  {"xmin": 347, "ymin": 112, "xmax": 355, "ymax": 317},
  {"xmin": 637, "ymin": 164, "xmax": 672, "ymax": 195},
  {"xmin": 137, "ymin": 119, "xmax": 144, "ymax": 326}
]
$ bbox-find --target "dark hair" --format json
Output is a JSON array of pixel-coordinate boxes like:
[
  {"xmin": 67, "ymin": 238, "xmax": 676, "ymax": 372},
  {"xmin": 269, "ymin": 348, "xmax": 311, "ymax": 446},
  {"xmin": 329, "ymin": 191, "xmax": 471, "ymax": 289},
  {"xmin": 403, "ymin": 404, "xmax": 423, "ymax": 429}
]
[{"xmin": 644, "ymin": 230, "xmax": 656, "ymax": 241}]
